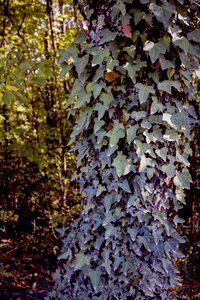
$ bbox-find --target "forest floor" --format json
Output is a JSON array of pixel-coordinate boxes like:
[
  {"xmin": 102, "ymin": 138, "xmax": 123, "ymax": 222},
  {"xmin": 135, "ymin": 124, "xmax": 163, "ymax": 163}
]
[
  {"xmin": 0, "ymin": 238, "xmax": 54, "ymax": 300},
  {"xmin": 0, "ymin": 238, "xmax": 200, "ymax": 300}
]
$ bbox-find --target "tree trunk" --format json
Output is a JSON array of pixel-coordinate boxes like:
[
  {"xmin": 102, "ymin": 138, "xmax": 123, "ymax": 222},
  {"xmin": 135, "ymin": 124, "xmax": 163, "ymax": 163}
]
[{"xmin": 48, "ymin": 1, "xmax": 200, "ymax": 299}]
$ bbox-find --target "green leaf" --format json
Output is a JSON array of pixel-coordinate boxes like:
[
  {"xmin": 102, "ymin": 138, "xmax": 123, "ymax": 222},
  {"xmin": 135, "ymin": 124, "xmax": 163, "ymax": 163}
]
[
  {"xmin": 92, "ymin": 48, "xmax": 110, "ymax": 65},
  {"xmin": 107, "ymin": 121, "xmax": 125, "ymax": 147},
  {"xmin": 127, "ymin": 124, "xmax": 139, "ymax": 144},
  {"xmin": 163, "ymin": 129, "xmax": 180, "ymax": 141},
  {"xmin": 74, "ymin": 91, "xmax": 91, "ymax": 109},
  {"xmin": 113, "ymin": 255, "xmax": 124, "ymax": 271},
  {"xmin": 131, "ymin": 111, "xmax": 147, "ymax": 121},
  {"xmin": 60, "ymin": 64, "xmax": 72, "ymax": 78},
  {"xmin": 100, "ymin": 92, "xmax": 114, "ymax": 105},
  {"xmin": 163, "ymin": 112, "xmax": 184, "ymax": 129},
  {"xmin": 124, "ymin": 45, "xmax": 136, "ymax": 58},
  {"xmin": 95, "ymin": 103, "xmax": 107, "ymax": 119},
  {"xmin": 128, "ymin": 228, "xmax": 138, "ymax": 242},
  {"xmin": 174, "ymin": 169, "xmax": 192, "ymax": 190},
  {"xmin": 187, "ymin": 29, "xmax": 200, "ymax": 42},
  {"xmin": 88, "ymin": 270, "xmax": 101, "ymax": 291},
  {"xmin": 75, "ymin": 55, "xmax": 89, "ymax": 76},
  {"xmin": 155, "ymin": 147, "xmax": 168, "ymax": 162},
  {"xmin": 99, "ymin": 29, "xmax": 118, "ymax": 45},
  {"xmin": 135, "ymin": 83, "xmax": 154, "ymax": 104},
  {"xmin": 94, "ymin": 118, "xmax": 105, "ymax": 133},
  {"xmin": 112, "ymin": 151, "xmax": 132, "ymax": 177},
  {"xmin": 173, "ymin": 216, "xmax": 185, "ymax": 225},
  {"xmin": 158, "ymin": 80, "xmax": 181, "ymax": 93},
  {"xmin": 3, "ymin": 91, "xmax": 16, "ymax": 104},
  {"xmin": 96, "ymin": 184, "xmax": 106, "ymax": 197},
  {"xmin": 102, "ymin": 249, "xmax": 112, "ymax": 274},
  {"xmin": 149, "ymin": 3, "xmax": 175, "ymax": 25},
  {"xmin": 117, "ymin": 0, "xmax": 126, "ymax": 16},
  {"xmin": 105, "ymin": 224, "xmax": 117, "ymax": 240},
  {"xmin": 118, "ymin": 179, "xmax": 131, "ymax": 193},
  {"xmin": 173, "ymin": 37, "xmax": 190, "ymax": 54},
  {"xmin": 143, "ymin": 41, "xmax": 166, "ymax": 63},
  {"xmin": 58, "ymin": 249, "xmax": 72, "ymax": 260},
  {"xmin": 108, "ymin": 129, "xmax": 125, "ymax": 147},
  {"xmin": 161, "ymin": 163, "xmax": 175, "ymax": 178},
  {"xmin": 103, "ymin": 195, "xmax": 114, "ymax": 213},
  {"xmin": 175, "ymin": 188, "xmax": 186, "ymax": 204},
  {"xmin": 150, "ymin": 97, "xmax": 164, "ymax": 115},
  {"xmin": 159, "ymin": 56, "xmax": 175, "ymax": 70},
  {"xmin": 139, "ymin": 154, "xmax": 148, "ymax": 172},
  {"xmin": 124, "ymin": 61, "xmax": 146, "ymax": 82},
  {"xmin": 74, "ymin": 253, "xmax": 91, "ymax": 271}
]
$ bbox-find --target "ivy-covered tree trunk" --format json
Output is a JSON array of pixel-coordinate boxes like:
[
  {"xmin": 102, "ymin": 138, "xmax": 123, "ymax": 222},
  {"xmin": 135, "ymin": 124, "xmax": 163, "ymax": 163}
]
[{"xmin": 48, "ymin": 0, "xmax": 199, "ymax": 299}]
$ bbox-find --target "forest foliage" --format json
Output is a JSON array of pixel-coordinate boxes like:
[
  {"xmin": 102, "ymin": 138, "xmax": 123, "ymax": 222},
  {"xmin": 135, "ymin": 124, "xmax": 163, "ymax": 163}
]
[{"xmin": 0, "ymin": 0, "xmax": 81, "ymax": 256}]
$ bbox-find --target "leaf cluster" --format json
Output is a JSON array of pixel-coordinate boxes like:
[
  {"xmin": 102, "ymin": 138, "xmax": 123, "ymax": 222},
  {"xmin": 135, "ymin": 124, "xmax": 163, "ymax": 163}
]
[{"xmin": 48, "ymin": 0, "xmax": 200, "ymax": 299}]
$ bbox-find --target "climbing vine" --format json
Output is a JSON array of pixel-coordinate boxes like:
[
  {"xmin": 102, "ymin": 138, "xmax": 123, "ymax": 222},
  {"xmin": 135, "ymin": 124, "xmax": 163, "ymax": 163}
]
[{"xmin": 47, "ymin": 0, "xmax": 200, "ymax": 299}]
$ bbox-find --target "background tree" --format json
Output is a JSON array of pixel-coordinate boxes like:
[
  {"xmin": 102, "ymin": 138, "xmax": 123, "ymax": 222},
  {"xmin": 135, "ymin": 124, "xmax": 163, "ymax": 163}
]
[
  {"xmin": 47, "ymin": 0, "xmax": 200, "ymax": 299},
  {"xmin": 0, "ymin": 0, "xmax": 80, "ymax": 258}
]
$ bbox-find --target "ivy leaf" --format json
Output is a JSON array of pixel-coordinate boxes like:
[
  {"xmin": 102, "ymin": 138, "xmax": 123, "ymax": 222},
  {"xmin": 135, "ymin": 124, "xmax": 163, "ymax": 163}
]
[
  {"xmin": 108, "ymin": 129, "xmax": 125, "ymax": 147},
  {"xmin": 106, "ymin": 57, "xmax": 119, "ymax": 71},
  {"xmin": 127, "ymin": 124, "xmax": 139, "ymax": 144},
  {"xmin": 99, "ymin": 29, "xmax": 118, "ymax": 44},
  {"xmin": 143, "ymin": 41, "xmax": 166, "ymax": 63},
  {"xmin": 132, "ymin": 111, "xmax": 147, "ymax": 121},
  {"xmin": 161, "ymin": 163, "xmax": 175, "ymax": 178},
  {"xmin": 74, "ymin": 91, "xmax": 91, "ymax": 109},
  {"xmin": 155, "ymin": 147, "xmax": 168, "ymax": 162},
  {"xmin": 187, "ymin": 29, "xmax": 200, "ymax": 42},
  {"xmin": 100, "ymin": 92, "xmax": 114, "ymax": 105},
  {"xmin": 118, "ymin": 179, "xmax": 131, "ymax": 193},
  {"xmin": 107, "ymin": 121, "xmax": 125, "ymax": 147},
  {"xmin": 163, "ymin": 112, "xmax": 184, "ymax": 129},
  {"xmin": 117, "ymin": 0, "xmax": 126, "ymax": 16},
  {"xmin": 149, "ymin": 3, "xmax": 175, "ymax": 25},
  {"xmin": 113, "ymin": 255, "xmax": 124, "ymax": 271},
  {"xmin": 150, "ymin": 97, "xmax": 164, "ymax": 115},
  {"xmin": 88, "ymin": 270, "xmax": 101, "ymax": 292},
  {"xmin": 75, "ymin": 55, "xmax": 89, "ymax": 76},
  {"xmin": 158, "ymin": 80, "xmax": 181, "ymax": 93},
  {"xmin": 92, "ymin": 82, "xmax": 105, "ymax": 98},
  {"xmin": 173, "ymin": 216, "xmax": 185, "ymax": 225},
  {"xmin": 94, "ymin": 118, "xmax": 105, "ymax": 133},
  {"xmin": 105, "ymin": 224, "xmax": 117, "ymax": 240},
  {"xmin": 173, "ymin": 37, "xmax": 190, "ymax": 54},
  {"xmin": 112, "ymin": 152, "xmax": 132, "ymax": 177},
  {"xmin": 6, "ymin": 85, "xmax": 18, "ymax": 92},
  {"xmin": 159, "ymin": 56, "xmax": 175, "ymax": 70},
  {"xmin": 174, "ymin": 169, "xmax": 192, "ymax": 190},
  {"xmin": 74, "ymin": 253, "xmax": 91, "ymax": 271},
  {"xmin": 124, "ymin": 45, "xmax": 136, "ymax": 58},
  {"xmin": 149, "ymin": 43, "xmax": 166, "ymax": 64},
  {"xmin": 122, "ymin": 23, "xmax": 132, "ymax": 37},
  {"xmin": 92, "ymin": 48, "xmax": 110, "ymax": 65},
  {"xmin": 102, "ymin": 249, "xmax": 112, "ymax": 274},
  {"xmin": 164, "ymin": 129, "xmax": 180, "ymax": 141},
  {"xmin": 135, "ymin": 83, "xmax": 154, "ymax": 104},
  {"xmin": 139, "ymin": 154, "xmax": 148, "ymax": 172},
  {"xmin": 124, "ymin": 61, "xmax": 146, "ymax": 82},
  {"xmin": 105, "ymin": 71, "xmax": 120, "ymax": 82},
  {"xmin": 58, "ymin": 249, "xmax": 72, "ymax": 260},
  {"xmin": 128, "ymin": 228, "xmax": 138, "ymax": 242},
  {"xmin": 103, "ymin": 195, "xmax": 114, "ymax": 213},
  {"xmin": 96, "ymin": 184, "xmax": 106, "ymax": 197}
]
